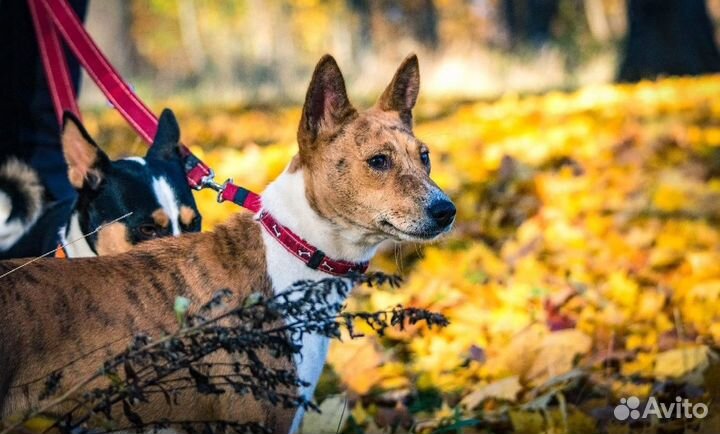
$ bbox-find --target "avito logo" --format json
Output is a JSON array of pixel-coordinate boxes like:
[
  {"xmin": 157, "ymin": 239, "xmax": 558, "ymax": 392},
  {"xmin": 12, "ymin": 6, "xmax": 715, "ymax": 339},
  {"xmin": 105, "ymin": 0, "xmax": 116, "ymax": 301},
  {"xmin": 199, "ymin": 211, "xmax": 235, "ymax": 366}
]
[{"xmin": 614, "ymin": 396, "xmax": 708, "ymax": 421}]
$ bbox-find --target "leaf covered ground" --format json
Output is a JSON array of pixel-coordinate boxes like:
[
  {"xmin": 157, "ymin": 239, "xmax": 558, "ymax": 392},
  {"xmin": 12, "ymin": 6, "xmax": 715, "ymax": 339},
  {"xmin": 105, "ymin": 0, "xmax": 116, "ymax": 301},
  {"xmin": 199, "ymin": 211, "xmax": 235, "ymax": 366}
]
[{"xmin": 93, "ymin": 75, "xmax": 720, "ymax": 433}]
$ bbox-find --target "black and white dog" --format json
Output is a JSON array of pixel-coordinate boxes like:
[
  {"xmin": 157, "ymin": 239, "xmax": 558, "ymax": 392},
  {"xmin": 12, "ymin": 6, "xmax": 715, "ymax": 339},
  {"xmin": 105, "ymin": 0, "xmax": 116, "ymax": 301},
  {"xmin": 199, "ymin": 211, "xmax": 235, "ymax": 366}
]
[{"xmin": 0, "ymin": 109, "xmax": 201, "ymax": 259}]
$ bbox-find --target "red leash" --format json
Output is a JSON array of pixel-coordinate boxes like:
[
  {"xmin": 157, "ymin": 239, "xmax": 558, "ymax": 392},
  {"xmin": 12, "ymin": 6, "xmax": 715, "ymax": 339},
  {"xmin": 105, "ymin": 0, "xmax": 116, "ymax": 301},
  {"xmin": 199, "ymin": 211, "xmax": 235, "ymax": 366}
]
[
  {"xmin": 28, "ymin": 0, "xmax": 368, "ymax": 276},
  {"xmin": 27, "ymin": 0, "xmax": 80, "ymax": 125},
  {"xmin": 28, "ymin": 0, "xmax": 261, "ymax": 212}
]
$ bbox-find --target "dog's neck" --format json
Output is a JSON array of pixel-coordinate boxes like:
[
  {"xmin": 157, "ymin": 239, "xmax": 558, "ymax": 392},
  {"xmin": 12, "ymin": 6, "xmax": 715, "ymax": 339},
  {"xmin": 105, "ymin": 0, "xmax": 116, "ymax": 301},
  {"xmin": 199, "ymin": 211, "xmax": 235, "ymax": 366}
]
[
  {"xmin": 259, "ymin": 165, "xmax": 382, "ymax": 434},
  {"xmin": 260, "ymin": 167, "xmax": 379, "ymax": 266}
]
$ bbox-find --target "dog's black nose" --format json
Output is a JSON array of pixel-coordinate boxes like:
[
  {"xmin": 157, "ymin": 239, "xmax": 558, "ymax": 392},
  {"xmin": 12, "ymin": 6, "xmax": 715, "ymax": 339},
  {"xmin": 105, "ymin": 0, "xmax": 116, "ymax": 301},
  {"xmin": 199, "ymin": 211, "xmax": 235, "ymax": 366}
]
[{"xmin": 427, "ymin": 199, "xmax": 456, "ymax": 228}]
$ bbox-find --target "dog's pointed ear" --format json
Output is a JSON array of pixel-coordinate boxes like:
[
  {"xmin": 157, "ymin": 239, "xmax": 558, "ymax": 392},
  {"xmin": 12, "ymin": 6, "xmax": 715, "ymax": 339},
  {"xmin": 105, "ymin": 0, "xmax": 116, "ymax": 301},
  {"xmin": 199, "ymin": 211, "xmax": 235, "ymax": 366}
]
[
  {"xmin": 377, "ymin": 54, "xmax": 420, "ymax": 127},
  {"xmin": 147, "ymin": 108, "xmax": 182, "ymax": 161},
  {"xmin": 298, "ymin": 55, "xmax": 356, "ymax": 148},
  {"xmin": 61, "ymin": 111, "xmax": 109, "ymax": 190}
]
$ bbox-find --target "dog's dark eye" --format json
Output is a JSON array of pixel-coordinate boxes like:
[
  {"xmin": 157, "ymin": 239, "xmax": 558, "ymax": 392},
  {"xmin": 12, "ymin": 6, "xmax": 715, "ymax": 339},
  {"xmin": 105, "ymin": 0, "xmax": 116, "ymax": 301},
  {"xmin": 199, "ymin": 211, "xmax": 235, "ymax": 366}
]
[
  {"xmin": 139, "ymin": 224, "xmax": 158, "ymax": 238},
  {"xmin": 367, "ymin": 154, "xmax": 390, "ymax": 171},
  {"xmin": 420, "ymin": 150, "xmax": 430, "ymax": 167}
]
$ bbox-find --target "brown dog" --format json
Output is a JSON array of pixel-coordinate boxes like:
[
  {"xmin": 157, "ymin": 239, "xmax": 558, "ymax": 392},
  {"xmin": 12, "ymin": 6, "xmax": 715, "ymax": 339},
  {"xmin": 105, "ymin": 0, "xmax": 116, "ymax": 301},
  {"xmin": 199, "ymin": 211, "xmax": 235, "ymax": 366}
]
[{"xmin": 0, "ymin": 54, "xmax": 455, "ymax": 433}]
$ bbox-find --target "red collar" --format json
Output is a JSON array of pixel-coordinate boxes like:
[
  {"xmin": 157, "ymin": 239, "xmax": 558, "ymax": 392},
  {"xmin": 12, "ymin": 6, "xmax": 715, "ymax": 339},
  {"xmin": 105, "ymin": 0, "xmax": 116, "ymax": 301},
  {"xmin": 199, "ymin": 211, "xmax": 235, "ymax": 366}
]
[
  {"xmin": 257, "ymin": 211, "xmax": 369, "ymax": 277},
  {"xmin": 217, "ymin": 183, "xmax": 369, "ymax": 277}
]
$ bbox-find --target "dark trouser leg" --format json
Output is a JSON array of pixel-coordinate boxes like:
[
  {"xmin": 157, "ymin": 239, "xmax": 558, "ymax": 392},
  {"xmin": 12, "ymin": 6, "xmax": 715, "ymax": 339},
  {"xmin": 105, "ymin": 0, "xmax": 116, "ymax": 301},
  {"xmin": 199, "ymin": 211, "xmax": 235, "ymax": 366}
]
[{"xmin": 0, "ymin": 0, "xmax": 89, "ymax": 201}]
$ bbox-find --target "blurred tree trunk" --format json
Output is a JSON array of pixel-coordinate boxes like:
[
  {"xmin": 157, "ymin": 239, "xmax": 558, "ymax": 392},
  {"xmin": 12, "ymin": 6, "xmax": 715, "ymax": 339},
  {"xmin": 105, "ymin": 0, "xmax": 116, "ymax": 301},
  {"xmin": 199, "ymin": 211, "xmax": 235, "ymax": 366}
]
[
  {"xmin": 85, "ymin": 0, "xmax": 142, "ymax": 75},
  {"xmin": 502, "ymin": 0, "xmax": 559, "ymax": 47},
  {"xmin": 347, "ymin": 0, "xmax": 373, "ymax": 65},
  {"xmin": 408, "ymin": 0, "xmax": 439, "ymax": 50},
  {"xmin": 348, "ymin": 0, "xmax": 373, "ymax": 48},
  {"xmin": 584, "ymin": 0, "xmax": 612, "ymax": 42},
  {"xmin": 618, "ymin": 0, "xmax": 720, "ymax": 82},
  {"xmin": 177, "ymin": 0, "xmax": 207, "ymax": 75}
]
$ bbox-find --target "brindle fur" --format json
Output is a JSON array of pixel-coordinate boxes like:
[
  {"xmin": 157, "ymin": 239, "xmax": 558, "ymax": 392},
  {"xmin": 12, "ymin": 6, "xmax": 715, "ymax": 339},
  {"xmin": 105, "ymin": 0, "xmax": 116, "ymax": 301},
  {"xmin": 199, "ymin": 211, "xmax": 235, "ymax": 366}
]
[
  {"xmin": 0, "ymin": 213, "xmax": 293, "ymax": 432},
  {"xmin": 0, "ymin": 54, "xmax": 447, "ymax": 433}
]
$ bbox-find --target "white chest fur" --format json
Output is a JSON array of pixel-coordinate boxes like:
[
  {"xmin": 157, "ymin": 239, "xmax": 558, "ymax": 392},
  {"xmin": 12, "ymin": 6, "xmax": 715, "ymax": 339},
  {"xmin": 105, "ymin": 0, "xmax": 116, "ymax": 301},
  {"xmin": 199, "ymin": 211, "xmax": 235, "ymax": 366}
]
[
  {"xmin": 59, "ymin": 212, "xmax": 97, "ymax": 258},
  {"xmin": 259, "ymin": 168, "xmax": 377, "ymax": 434},
  {"xmin": 260, "ymin": 231, "xmax": 340, "ymax": 434}
]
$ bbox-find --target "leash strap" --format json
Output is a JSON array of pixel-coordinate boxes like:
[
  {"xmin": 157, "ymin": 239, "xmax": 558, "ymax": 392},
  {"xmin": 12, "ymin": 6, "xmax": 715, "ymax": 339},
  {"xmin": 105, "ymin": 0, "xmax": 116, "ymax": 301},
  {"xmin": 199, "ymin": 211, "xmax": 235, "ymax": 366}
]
[
  {"xmin": 28, "ymin": 0, "xmax": 81, "ymax": 124},
  {"xmin": 29, "ymin": 0, "xmax": 262, "ymax": 212}
]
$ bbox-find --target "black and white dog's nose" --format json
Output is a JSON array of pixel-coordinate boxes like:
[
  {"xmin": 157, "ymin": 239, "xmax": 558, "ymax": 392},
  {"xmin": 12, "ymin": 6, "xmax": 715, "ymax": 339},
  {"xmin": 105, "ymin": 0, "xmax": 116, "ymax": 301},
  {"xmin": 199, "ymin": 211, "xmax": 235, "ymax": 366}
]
[{"xmin": 427, "ymin": 199, "xmax": 456, "ymax": 228}]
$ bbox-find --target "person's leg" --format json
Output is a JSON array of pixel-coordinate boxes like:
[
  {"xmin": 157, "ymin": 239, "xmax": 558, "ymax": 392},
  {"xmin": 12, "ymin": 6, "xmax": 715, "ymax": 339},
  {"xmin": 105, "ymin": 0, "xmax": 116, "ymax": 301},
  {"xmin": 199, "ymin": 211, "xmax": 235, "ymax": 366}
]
[{"xmin": 0, "ymin": 0, "xmax": 89, "ymax": 202}]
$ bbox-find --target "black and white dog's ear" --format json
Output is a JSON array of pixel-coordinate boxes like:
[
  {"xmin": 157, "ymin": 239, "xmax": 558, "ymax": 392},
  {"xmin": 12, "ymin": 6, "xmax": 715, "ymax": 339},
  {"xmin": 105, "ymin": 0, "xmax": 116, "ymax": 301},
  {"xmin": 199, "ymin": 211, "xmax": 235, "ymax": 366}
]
[
  {"xmin": 61, "ymin": 111, "xmax": 110, "ymax": 190},
  {"xmin": 147, "ymin": 108, "xmax": 182, "ymax": 161}
]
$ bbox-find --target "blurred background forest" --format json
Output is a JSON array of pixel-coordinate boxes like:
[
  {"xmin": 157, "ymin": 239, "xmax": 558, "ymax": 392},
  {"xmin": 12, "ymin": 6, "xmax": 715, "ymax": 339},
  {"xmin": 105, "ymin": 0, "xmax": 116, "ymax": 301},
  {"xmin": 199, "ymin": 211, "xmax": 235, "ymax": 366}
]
[
  {"xmin": 79, "ymin": 1, "xmax": 720, "ymax": 433},
  {"xmin": 81, "ymin": 0, "xmax": 720, "ymax": 105}
]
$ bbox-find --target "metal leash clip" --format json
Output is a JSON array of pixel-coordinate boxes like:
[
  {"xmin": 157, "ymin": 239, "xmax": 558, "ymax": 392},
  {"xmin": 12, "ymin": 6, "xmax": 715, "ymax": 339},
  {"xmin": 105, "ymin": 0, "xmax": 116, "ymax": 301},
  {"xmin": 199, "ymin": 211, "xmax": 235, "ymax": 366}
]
[
  {"xmin": 197, "ymin": 169, "xmax": 219, "ymax": 191},
  {"xmin": 198, "ymin": 171, "xmax": 235, "ymax": 203},
  {"xmin": 216, "ymin": 179, "xmax": 234, "ymax": 203}
]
